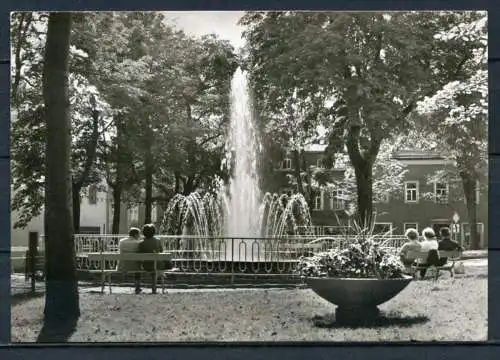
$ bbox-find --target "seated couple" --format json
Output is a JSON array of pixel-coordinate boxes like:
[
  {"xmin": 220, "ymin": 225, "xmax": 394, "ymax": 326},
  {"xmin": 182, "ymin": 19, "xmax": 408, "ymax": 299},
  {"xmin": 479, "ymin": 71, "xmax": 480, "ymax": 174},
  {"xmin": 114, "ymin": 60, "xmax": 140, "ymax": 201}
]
[
  {"xmin": 399, "ymin": 226, "xmax": 462, "ymax": 278},
  {"xmin": 118, "ymin": 224, "xmax": 169, "ymax": 294}
]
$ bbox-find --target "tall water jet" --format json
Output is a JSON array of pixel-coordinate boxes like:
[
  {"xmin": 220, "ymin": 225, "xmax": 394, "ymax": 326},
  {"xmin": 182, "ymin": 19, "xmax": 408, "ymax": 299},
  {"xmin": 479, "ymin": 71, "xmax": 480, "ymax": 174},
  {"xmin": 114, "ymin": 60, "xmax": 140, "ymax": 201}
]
[
  {"xmin": 160, "ymin": 68, "xmax": 315, "ymax": 262},
  {"xmin": 224, "ymin": 68, "xmax": 261, "ymax": 237}
]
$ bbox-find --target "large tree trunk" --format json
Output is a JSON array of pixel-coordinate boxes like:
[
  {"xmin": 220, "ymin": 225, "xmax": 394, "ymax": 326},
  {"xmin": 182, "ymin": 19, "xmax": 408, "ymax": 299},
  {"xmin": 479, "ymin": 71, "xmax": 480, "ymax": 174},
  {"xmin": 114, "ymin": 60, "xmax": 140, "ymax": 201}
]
[
  {"xmin": 72, "ymin": 184, "xmax": 81, "ymax": 234},
  {"xmin": 111, "ymin": 183, "xmax": 122, "ymax": 234},
  {"xmin": 345, "ymin": 120, "xmax": 380, "ymax": 230},
  {"xmin": 109, "ymin": 118, "xmax": 126, "ymax": 234},
  {"xmin": 174, "ymin": 171, "xmax": 181, "ymax": 193},
  {"xmin": 42, "ymin": 12, "xmax": 80, "ymax": 326},
  {"xmin": 460, "ymin": 170, "xmax": 480, "ymax": 250},
  {"xmin": 292, "ymin": 149, "xmax": 305, "ymax": 193},
  {"xmin": 182, "ymin": 176, "xmax": 195, "ymax": 195},
  {"xmin": 352, "ymin": 159, "xmax": 374, "ymax": 229},
  {"xmin": 144, "ymin": 150, "xmax": 153, "ymax": 223}
]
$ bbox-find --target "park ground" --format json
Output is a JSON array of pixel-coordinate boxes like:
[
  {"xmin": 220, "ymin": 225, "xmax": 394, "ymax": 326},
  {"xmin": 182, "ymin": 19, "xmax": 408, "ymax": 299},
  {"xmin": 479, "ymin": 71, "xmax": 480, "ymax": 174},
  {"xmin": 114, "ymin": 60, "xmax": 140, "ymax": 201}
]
[{"xmin": 11, "ymin": 256, "xmax": 487, "ymax": 342}]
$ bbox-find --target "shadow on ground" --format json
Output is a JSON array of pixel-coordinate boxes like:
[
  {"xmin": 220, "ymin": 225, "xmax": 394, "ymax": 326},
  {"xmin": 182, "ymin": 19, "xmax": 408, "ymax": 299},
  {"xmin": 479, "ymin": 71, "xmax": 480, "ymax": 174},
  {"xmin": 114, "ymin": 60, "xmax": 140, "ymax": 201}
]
[
  {"xmin": 36, "ymin": 318, "xmax": 78, "ymax": 343},
  {"xmin": 11, "ymin": 291, "xmax": 45, "ymax": 307},
  {"xmin": 312, "ymin": 312, "xmax": 430, "ymax": 329}
]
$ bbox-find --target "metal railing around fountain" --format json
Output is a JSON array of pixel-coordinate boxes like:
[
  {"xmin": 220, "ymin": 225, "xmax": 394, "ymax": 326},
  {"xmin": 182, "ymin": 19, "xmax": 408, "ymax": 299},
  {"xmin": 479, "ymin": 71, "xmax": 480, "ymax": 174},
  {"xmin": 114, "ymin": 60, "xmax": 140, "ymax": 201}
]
[{"xmin": 74, "ymin": 234, "xmax": 409, "ymax": 277}]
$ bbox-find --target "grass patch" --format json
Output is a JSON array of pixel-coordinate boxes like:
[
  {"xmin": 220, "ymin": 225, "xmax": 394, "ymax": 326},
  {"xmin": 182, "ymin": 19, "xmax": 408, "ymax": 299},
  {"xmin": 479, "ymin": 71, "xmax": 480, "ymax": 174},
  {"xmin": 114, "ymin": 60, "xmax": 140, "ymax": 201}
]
[{"xmin": 11, "ymin": 265, "xmax": 487, "ymax": 342}]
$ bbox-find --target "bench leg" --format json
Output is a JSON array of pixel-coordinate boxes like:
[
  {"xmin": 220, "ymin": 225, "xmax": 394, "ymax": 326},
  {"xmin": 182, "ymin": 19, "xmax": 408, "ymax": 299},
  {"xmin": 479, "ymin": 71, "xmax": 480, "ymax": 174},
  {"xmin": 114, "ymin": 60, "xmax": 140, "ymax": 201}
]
[
  {"xmin": 161, "ymin": 273, "xmax": 166, "ymax": 294},
  {"xmin": 100, "ymin": 271, "xmax": 105, "ymax": 294},
  {"xmin": 151, "ymin": 272, "xmax": 157, "ymax": 294}
]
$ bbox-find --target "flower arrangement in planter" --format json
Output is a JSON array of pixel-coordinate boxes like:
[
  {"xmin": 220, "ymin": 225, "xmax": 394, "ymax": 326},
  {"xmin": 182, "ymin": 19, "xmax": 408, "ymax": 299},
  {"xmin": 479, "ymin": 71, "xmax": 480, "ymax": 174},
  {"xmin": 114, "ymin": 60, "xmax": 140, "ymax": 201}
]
[
  {"xmin": 295, "ymin": 220, "xmax": 412, "ymax": 324},
  {"xmin": 296, "ymin": 239, "xmax": 406, "ymax": 279}
]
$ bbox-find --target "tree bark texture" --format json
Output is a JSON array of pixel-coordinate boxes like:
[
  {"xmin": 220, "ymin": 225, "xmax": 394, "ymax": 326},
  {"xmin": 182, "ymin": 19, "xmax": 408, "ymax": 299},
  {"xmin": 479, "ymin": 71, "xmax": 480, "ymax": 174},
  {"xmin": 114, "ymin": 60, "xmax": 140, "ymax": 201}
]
[{"xmin": 42, "ymin": 12, "xmax": 80, "ymax": 323}]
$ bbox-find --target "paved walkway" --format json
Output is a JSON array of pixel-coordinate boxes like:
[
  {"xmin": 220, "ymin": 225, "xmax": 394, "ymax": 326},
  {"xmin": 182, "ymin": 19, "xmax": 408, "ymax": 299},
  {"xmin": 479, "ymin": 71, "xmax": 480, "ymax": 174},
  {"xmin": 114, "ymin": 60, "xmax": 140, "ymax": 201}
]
[
  {"xmin": 11, "ymin": 256, "xmax": 488, "ymax": 296},
  {"xmin": 461, "ymin": 250, "xmax": 488, "ymax": 260}
]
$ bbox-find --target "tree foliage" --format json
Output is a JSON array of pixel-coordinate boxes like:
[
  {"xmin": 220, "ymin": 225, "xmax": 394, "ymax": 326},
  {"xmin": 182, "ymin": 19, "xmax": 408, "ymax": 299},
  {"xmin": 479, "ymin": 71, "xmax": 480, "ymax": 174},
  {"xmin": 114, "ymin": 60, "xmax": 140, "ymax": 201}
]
[
  {"xmin": 11, "ymin": 11, "xmax": 238, "ymax": 232},
  {"xmin": 241, "ymin": 11, "xmax": 481, "ymax": 227},
  {"xmin": 415, "ymin": 12, "xmax": 487, "ymax": 249}
]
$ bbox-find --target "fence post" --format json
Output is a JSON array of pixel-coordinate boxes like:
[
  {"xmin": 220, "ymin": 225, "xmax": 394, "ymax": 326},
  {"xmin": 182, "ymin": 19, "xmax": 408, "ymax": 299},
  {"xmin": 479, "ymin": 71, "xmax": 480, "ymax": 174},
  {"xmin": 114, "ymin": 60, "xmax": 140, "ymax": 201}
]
[
  {"xmin": 231, "ymin": 238, "xmax": 235, "ymax": 285},
  {"xmin": 28, "ymin": 232, "xmax": 39, "ymax": 293}
]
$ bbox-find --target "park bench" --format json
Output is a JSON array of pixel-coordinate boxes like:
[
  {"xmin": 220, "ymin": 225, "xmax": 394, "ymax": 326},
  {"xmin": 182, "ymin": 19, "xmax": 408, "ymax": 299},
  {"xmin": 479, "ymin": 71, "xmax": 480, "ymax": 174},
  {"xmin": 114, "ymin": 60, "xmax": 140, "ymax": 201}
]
[
  {"xmin": 87, "ymin": 252, "xmax": 172, "ymax": 294},
  {"xmin": 406, "ymin": 249, "xmax": 462, "ymax": 280}
]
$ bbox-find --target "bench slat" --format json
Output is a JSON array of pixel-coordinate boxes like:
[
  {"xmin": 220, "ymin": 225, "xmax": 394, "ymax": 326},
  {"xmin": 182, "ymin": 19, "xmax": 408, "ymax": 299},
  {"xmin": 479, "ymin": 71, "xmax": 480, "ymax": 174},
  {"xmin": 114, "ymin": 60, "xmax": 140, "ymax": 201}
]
[{"xmin": 406, "ymin": 250, "xmax": 461, "ymax": 260}]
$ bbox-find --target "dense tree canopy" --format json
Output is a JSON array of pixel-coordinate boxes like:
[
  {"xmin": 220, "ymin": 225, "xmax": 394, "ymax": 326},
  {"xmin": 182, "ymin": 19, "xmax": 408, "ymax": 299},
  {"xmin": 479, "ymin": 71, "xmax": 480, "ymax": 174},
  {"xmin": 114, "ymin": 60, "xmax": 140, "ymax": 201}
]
[
  {"xmin": 11, "ymin": 12, "xmax": 237, "ymax": 232},
  {"xmin": 241, "ymin": 11, "xmax": 484, "ymax": 228}
]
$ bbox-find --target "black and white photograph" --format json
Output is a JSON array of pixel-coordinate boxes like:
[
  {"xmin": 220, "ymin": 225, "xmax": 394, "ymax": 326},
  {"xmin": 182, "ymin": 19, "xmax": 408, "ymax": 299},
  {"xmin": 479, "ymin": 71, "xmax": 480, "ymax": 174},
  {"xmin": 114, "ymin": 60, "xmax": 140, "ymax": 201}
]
[{"xmin": 10, "ymin": 10, "xmax": 487, "ymax": 342}]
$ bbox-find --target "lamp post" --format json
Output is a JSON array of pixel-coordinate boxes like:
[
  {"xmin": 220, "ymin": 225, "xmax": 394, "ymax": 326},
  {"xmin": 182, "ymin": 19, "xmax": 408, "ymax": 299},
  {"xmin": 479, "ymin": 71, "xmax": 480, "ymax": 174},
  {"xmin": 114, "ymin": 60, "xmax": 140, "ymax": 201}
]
[
  {"xmin": 452, "ymin": 212, "xmax": 460, "ymax": 243},
  {"xmin": 345, "ymin": 203, "xmax": 356, "ymax": 241}
]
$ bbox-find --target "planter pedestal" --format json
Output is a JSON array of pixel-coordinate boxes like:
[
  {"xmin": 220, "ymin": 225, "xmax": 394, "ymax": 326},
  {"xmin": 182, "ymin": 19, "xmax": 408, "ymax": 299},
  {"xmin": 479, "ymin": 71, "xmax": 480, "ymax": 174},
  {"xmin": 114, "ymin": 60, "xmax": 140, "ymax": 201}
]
[{"xmin": 335, "ymin": 305, "xmax": 380, "ymax": 325}]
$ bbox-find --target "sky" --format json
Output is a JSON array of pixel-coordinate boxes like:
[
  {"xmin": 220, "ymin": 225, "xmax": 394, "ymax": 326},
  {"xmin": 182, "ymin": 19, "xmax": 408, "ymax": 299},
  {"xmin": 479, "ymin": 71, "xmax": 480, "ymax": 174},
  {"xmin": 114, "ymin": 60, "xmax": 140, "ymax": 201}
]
[{"xmin": 162, "ymin": 11, "xmax": 246, "ymax": 48}]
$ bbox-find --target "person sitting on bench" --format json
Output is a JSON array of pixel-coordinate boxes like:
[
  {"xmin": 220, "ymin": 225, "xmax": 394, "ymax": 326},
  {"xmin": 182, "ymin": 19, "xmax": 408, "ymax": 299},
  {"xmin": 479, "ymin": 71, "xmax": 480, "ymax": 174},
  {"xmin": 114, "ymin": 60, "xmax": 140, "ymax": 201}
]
[
  {"xmin": 136, "ymin": 224, "xmax": 164, "ymax": 294},
  {"xmin": 118, "ymin": 227, "xmax": 142, "ymax": 292},
  {"xmin": 417, "ymin": 227, "xmax": 440, "ymax": 278},
  {"xmin": 118, "ymin": 227, "xmax": 142, "ymax": 270},
  {"xmin": 399, "ymin": 228, "xmax": 421, "ymax": 268},
  {"xmin": 436, "ymin": 227, "xmax": 462, "ymax": 266}
]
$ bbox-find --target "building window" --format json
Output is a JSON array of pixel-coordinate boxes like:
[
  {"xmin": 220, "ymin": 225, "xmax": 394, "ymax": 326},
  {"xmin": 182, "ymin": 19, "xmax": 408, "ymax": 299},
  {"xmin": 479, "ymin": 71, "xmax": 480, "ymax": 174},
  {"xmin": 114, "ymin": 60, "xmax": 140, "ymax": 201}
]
[
  {"xmin": 373, "ymin": 223, "xmax": 392, "ymax": 235},
  {"xmin": 313, "ymin": 192, "xmax": 323, "ymax": 210},
  {"xmin": 434, "ymin": 182, "xmax": 449, "ymax": 203},
  {"xmin": 405, "ymin": 181, "xmax": 419, "ymax": 203},
  {"xmin": 403, "ymin": 223, "xmax": 418, "ymax": 234},
  {"xmin": 88, "ymin": 185, "xmax": 97, "ymax": 205},
  {"xmin": 281, "ymin": 158, "xmax": 292, "ymax": 170},
  {"xmin": 128, "ymin": 204, "xmax": 139, "ymax": 223},
  {"xmin": 79, "ymin": 226, "xmax": 101, "ymax": 234},
  {"xmin": 330, "ymin": 189, "xmax": 345, "ymax": 210}
]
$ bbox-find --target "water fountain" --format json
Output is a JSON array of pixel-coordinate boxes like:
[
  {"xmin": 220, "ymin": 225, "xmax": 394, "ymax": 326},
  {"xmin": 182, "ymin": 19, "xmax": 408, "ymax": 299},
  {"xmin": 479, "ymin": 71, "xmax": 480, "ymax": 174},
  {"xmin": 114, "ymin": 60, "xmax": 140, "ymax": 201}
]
[{"xmin": 160, "ymin": 68, "xmax": 314, "ymax": 261}]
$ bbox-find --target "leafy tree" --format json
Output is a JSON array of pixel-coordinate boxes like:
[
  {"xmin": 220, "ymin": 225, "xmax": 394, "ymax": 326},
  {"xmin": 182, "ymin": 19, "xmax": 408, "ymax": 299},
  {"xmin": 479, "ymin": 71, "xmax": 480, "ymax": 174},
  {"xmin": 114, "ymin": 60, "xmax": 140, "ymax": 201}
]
[
  {"xmin": 241, "ymin": 11, "xmax": 478, "ymax": 228},
  {"xmin": 128, "ymin": 20, "xmax": 237, "ymax": 222},
  {"xmin": 11, "ymin": 12, "xmax": 110, "ymax": 232},
  {"xmin": 415, "ymin": 13, "xmax": 487, "ymax": 249},
  {"xmin": 11, "ymin": 12, "xmax": 48, "ymax": 228}
]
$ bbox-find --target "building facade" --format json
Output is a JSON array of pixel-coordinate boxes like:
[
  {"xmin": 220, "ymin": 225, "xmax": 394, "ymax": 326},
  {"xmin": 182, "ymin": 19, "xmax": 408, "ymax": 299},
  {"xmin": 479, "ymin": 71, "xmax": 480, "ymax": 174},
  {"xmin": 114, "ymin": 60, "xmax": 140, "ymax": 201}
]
[
  {"xmin": 273, "ymin": 147, "xmax": 488, "ymax": 249},
  {"xmin": 11, "ymin": 183, "xmax": 111, "ymax": 248}
]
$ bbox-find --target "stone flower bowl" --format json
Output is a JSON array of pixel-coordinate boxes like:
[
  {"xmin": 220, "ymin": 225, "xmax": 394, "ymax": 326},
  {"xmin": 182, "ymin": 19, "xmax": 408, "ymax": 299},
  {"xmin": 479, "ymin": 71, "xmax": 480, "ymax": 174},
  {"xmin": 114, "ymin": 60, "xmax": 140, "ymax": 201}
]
[{"xmin": 305, "ymin": 275, "xmax": 413, "ymax": 324}]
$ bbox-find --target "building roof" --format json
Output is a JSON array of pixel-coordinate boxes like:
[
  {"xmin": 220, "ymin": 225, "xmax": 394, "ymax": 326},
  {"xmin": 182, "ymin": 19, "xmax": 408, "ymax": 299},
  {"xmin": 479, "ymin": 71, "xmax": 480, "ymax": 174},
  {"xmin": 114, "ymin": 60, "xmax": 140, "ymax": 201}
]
[
  {"xmin": 301, "ymin": 146, "xmax": 446, "ymax": 160},
  {"xmin": 392, "ymin": 150, "xmax": 446, "ymax": 160}
]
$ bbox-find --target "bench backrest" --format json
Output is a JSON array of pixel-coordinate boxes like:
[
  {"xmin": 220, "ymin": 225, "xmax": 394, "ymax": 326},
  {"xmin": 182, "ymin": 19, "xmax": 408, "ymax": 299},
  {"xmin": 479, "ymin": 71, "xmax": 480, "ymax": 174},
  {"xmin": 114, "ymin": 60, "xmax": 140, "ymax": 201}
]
[
  {"xmin": 406, "ymin": 249, "xmax": 461, "ymax": 261},
  {"xmin": 87, "ymin": 252, "xmax": 172, "ymax": 262}
]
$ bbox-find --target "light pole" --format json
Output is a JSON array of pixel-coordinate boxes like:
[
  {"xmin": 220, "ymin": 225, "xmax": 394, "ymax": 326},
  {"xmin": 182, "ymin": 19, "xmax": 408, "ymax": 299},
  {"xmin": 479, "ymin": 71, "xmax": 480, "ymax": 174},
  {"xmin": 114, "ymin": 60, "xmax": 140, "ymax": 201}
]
[{"xmin": 345, "ymin": 203, "xmax": 356, "ymax": 241}]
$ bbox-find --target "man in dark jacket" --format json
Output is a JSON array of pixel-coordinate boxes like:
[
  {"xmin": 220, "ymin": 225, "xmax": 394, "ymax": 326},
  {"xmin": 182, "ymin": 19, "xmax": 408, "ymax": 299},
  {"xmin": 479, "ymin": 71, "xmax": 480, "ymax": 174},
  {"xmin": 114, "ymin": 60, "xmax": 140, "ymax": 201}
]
[
  {"xmin": 136, "ymin": 224, "xmax": 163, "ymax": 294},
  {"xmin": 436, "ymin": 227, "xmax": 462, "ymax": 266}
]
